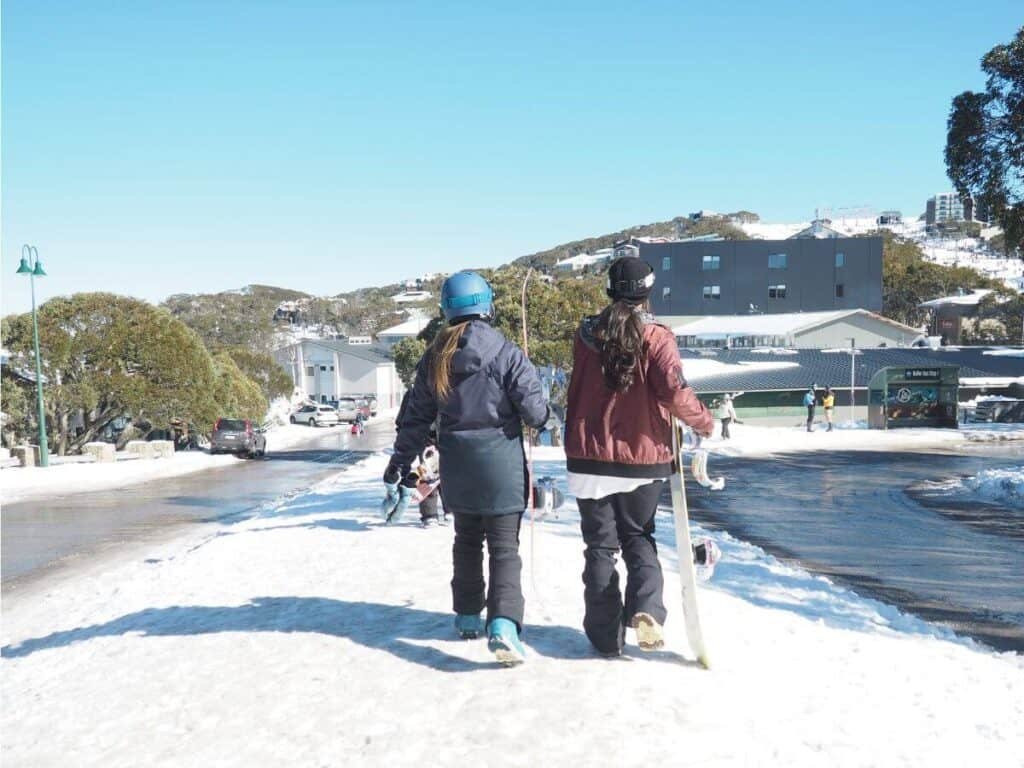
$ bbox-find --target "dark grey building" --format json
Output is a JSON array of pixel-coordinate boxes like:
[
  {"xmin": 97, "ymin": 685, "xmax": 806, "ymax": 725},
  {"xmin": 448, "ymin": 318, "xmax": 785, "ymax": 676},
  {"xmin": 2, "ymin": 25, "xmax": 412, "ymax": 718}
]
[{"xmin": 638, "ymin": 237, "xmax": 883, "ymax": 317}]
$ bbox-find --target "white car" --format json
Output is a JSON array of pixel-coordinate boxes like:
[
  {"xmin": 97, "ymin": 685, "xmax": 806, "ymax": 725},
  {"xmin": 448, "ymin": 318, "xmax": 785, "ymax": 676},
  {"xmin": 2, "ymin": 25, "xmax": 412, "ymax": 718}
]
[{"xmin": 290, "ymin": 404, "xmax": 341, "ymax": 427}]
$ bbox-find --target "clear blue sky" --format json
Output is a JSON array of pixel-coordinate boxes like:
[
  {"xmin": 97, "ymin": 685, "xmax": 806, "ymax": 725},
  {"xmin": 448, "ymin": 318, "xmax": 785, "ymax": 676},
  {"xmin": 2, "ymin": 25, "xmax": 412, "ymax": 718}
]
[{"xmin": 2, "ymin": 2, "xmax": 1018, "ymax": 313}]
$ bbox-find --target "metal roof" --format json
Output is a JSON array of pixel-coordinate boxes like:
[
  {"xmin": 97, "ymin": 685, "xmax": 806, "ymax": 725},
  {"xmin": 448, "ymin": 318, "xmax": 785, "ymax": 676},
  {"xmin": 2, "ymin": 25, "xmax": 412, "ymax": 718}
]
[
  {"xmin": 681, "ymin": 347, "xmax": 1024, "ymax": 393},
  {"xmin": 302, "ymin": 339, "xmax": 394, "ymax": 364}
]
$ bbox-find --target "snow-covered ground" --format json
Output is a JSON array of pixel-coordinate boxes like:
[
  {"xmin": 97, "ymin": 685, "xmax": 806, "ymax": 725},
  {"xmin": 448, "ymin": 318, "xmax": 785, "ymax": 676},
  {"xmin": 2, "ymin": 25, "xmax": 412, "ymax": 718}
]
[
  {"xmin": 0, "ymin": 423, "xmax": 352, "ymax": 506},
  {"xmin": 702, "ymin": 420, "xmax": 1024, "ymax": 458},
  {"xmin": 2, "ymin": 449, "xmax": 1022, "ymax": 767}
]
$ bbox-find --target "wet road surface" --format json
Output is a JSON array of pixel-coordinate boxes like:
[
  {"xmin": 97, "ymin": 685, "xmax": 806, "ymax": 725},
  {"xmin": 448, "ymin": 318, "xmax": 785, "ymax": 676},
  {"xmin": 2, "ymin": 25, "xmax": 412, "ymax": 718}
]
[
  {"xmin": 2, "ymin": 421, "xmax": 396, "ymax": 593},
  {"xmin": 683, "ymin": 444, "xmax": 1024, "ymax": 652}
]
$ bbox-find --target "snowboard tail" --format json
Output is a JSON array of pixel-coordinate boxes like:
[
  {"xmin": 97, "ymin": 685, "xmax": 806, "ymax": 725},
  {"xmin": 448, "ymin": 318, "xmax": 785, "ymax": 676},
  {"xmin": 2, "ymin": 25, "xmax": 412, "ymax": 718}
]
[{"xmin": 669, "ymin": 416, "xmax": 711, "ymax": 669}]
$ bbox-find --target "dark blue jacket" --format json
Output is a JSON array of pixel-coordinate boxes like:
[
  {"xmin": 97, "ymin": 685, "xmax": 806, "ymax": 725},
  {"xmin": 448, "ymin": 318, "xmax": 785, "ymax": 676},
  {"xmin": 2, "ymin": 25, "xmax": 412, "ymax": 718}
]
[{"xmin": 391, "ymin": 320, "xmax": 548, "ymax": 516}]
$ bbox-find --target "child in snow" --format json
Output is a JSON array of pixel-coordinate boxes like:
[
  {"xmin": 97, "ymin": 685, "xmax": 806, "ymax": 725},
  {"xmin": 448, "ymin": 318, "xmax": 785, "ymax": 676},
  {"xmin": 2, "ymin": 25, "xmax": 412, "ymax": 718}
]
[
  {"xmin": 415, "ymin": 441, "xmax": 443, "ymax": 527},
  {"xmin": 383, "ymin": 271, "xmax": 553, "ymax": 665},
  {"xmin": 565, "ymin": 255, "xmax": 716, "ymax": 657},
  {"xmin": 351, "ymin": 411, "xmax": 366, "ymax": 436}
]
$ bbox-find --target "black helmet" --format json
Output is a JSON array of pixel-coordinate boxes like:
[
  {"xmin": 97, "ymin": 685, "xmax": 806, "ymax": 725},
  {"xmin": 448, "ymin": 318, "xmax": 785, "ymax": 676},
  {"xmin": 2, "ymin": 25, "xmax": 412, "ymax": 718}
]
[{"xmin": 606, "ymin": 256, "xmax": 655, "ymax": 304}]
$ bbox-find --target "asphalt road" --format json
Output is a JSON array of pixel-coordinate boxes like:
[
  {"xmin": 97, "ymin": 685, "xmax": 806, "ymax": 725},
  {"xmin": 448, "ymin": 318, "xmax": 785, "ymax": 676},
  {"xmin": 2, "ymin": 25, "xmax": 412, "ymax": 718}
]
[
  {"xmin": 683, "ymin": 443, "xmax": 1024, "ymax": 652},
  {"xmin": 1, "ymin": 420, "xmax": 396, "ymax": 593}
]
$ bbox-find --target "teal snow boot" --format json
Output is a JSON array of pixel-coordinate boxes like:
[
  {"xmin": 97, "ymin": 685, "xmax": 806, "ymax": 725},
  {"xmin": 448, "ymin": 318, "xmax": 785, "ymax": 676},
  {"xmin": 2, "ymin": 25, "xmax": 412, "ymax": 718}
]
[
  {"xmin": 454, "ymin": 613, "xmax": 485, "ymax": 640},
  {"xmin": 487, "ymin": 617, "xmax": 526, "ymax": 665}
]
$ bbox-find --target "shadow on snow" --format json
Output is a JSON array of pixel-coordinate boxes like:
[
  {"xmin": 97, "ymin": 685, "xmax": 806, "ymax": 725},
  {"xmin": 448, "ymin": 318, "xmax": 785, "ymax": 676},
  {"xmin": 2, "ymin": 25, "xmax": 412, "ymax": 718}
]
[{"xmin": 1, "ymin": 596, "xmax": 602, "ymax": 670}]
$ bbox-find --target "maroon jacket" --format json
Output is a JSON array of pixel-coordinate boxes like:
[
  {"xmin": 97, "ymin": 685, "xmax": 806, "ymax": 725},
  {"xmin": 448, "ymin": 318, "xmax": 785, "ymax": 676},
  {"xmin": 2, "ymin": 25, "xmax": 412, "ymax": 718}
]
[{"xmin": 565, "ymin": 313, "xmax": 713, "ymax": 478}]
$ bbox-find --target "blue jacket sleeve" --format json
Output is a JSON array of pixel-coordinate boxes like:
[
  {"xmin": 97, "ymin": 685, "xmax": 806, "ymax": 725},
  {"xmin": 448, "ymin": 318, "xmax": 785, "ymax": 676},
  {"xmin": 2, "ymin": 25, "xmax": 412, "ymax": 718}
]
[
  {"xmin": 391, "ymin": 358, "xmax": 438, "ymax": 471},
  {"xmin": 503, "ymin": 343, "xmax": 549, "ymax": 429}
]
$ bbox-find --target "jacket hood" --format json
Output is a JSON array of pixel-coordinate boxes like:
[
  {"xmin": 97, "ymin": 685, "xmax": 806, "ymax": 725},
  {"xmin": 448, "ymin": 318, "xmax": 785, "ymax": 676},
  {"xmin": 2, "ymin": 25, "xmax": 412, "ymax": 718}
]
[
  {"xmin": 450, "ymin": 320, "xmax": 505, "ymax": 375},
  {"xmin": 578, "ymin": 308, "xmax": 656, "ymax": 352}
]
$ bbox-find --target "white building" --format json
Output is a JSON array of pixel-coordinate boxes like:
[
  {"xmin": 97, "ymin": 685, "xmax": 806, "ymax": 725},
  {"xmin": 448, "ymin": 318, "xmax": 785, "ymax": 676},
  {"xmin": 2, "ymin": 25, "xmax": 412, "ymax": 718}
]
[
  {"xmin": 669, "ymin": 309, "xmax": 922, "ymax": 349},
  {"xmin": 554, "ymin": 248, "xmax": 614, "ymax": 272},
  {"xmin": 376, "ymin": 317, "xmax": 433, "ymax": 349},
  {"xmin": 272, "ymin": 339, "xmax": 405, "ymax": 410},
  {"xmin": 390, "ymin": 290, "xmax": 432, "ymax": 304}
]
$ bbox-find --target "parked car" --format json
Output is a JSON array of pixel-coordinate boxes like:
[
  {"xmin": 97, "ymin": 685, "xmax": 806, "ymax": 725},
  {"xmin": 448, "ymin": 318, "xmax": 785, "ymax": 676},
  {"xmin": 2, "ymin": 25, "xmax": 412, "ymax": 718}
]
[
  {"xmin": 210, "ymin": 418, "xmax": 266, "ymax": 458},
  {"xmin": 359, "ymin": 395, "xmax": 378, "ymax": 417},
  {"xmin": 291, "ymin": 404, "xmax": 341, "ymax": 427},
  {"xmin": 331, "ymin": 397, "xmax": 361, "ymax": 423}
]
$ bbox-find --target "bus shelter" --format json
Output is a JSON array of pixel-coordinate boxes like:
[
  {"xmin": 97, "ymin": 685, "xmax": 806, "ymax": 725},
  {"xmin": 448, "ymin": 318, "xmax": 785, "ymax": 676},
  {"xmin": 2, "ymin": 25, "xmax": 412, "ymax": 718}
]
[{"xmin": 868, "ymin": 366, "xmax": 959, "ymax": 429}]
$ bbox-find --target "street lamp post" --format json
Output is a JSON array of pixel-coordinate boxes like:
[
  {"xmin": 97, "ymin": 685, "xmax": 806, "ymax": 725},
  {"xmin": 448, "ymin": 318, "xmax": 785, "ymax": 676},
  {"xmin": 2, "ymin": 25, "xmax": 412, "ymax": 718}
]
[
  {"xmin": 16, "ymin": 245, "xmax": 50, "ymax": 467},
  {"xmin": 846, "ymin": 337, "xmax": 856, "ymax": 426}
]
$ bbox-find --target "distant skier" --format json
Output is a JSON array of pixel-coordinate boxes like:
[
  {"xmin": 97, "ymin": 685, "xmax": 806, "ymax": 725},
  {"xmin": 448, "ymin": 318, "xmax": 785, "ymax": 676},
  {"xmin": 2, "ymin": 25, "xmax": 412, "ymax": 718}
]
[
  {"xmin": 717, "ymin": 393, "xmax": 738, "ymax": 439},
  {"xmin": 383, "ymin": 271, "xmax": 553, "ymax": 665},
  {"xmin": 822, "ymin": 386, "xmax": 835, "ymax": 432},
  {"xmin": 804, "ymin": 386, "xmax": 817, "ymax": 432},
  {"xmin": 564, "ymin": 255, "xmax": 716, "ymax": 658}
]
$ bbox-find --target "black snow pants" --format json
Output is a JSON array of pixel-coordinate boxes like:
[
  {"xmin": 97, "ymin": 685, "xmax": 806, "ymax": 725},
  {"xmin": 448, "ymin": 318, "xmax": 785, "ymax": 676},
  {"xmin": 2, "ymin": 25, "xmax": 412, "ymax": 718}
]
[
  {"xmin": 576, "ymin": 480, "xmax": 667, "ymax": 655},
  {"xmin": 720, "ymin": 417, "xmax": 732, "ymax": 440},
  {"xmin": 419, "ymin": 489, "xmax": 439, "ymax": 521},
  {"xmin": 451, "ymin": 511, "xmax": 524, "ymax": 630},
  {"xmin": 806, "ymin": 405, "xmax": 816, "ymax": 431}
]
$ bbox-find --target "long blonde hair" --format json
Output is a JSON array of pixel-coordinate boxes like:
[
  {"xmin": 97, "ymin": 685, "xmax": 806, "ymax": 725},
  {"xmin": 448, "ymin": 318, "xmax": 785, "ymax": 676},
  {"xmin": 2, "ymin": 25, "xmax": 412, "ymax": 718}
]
[{"xmin": 430, "ymin": 321, "xmax": 470, "ymax": 400}]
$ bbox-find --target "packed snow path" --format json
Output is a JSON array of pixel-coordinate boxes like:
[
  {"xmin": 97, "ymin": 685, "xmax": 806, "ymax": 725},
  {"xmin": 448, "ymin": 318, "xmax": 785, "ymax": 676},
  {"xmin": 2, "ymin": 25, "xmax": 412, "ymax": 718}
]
[{"xmin": 3, "ymin": 451, "xmax": 1022, "ymax": 767}]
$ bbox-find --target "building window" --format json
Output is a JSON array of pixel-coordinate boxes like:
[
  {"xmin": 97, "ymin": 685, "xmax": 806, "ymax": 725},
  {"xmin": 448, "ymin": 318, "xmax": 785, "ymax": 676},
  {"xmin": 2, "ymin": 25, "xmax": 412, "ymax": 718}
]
[
  {"xmin": 769, "ymin": 284, "xmax": 787, "ymax": 299},
  {"xmin": 305, "ymin": 366, "xmax": 315, "ymax": 377},
  {"xmin": 835, "ymin": 284, "xmax": 844, "ymax": 298},
  {"xmin": 702, "ymin": 255, "xmax": 720, "ymax": 271},
  {"xmin": 662, "ymin": 286, "xmax": 671, "ymax": 300},
  {"xmin": 329, "ymin": 366, "xmax": 335, "ymax": 371},
  {"xmin": 702, "ymin": 285, "xmax": 721, "ymax": 300},
  {"xmin": 662, "ymin": 256, "xmax": 671, "ymax": 271},
  {"xmin": 768, "ymin": 253, "xmax": 787, "ymax": 269},
  {"xmin": 320, "ymin": 365, "xmax": 327, "ymax": 372},
  {"xmin": 835, "ymin": 252, "xmax": 845, "ymax": 268}
]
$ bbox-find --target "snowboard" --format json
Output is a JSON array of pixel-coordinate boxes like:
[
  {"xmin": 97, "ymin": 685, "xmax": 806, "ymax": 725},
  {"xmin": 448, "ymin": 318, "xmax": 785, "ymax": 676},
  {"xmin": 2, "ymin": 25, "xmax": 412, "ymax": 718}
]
[{"xmin": 669, "ymin": 416, "xmax": 711, "ymax": 669}]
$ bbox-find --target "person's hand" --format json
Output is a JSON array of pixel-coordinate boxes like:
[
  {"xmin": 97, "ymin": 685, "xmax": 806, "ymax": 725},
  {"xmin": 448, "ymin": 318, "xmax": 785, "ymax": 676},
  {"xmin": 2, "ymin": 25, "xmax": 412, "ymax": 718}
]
[{"xmin": 542, "ymin": 404, "xmax": 565, "ymax": 432}]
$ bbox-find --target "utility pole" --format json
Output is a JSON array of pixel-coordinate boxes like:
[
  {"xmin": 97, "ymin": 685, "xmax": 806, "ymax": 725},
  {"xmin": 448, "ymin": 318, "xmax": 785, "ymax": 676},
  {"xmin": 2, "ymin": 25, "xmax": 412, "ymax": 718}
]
[{"xmin": 847, "ymin": 337, "xmax": 856, "ymax": 425}]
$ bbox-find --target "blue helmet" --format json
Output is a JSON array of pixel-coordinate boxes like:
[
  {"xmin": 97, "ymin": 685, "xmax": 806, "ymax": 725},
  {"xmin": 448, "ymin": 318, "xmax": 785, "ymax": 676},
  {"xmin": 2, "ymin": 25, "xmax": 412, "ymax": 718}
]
[{"xmin": 440, "ymin": 271, "xmax": 494, "ymax": 323}]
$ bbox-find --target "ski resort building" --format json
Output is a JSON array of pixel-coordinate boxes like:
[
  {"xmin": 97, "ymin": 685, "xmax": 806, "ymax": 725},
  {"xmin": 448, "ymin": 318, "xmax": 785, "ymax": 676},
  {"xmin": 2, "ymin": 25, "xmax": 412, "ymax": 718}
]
[
  {"xmin": 273, "ymin": 339, "xmax": 405, "ymax": 410},
  {"xmin": 669, "ymin": 309, "xmax": 921, "ymax": 350},
  {"xmin": 376, "ymin": 317, "xmax": 433, "ymax": 349},
  {"xmin": 681, "ymin": 346, "xmax": 1023, "ymax": 422},
  {"xmin": 637, "ymin": 236, "xmax": 883, "ymax": 318}
]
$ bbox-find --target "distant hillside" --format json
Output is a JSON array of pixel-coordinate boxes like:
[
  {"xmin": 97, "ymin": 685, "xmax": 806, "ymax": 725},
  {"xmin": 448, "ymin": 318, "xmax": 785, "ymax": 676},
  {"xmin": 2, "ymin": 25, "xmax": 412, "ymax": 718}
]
[
  {"xmin": 162, "ymin": 285, "xmax": 314, "ymax": 353},
  {"xmin": 509, "ymin": 213, "xmax": 751, "ymax": 269}
]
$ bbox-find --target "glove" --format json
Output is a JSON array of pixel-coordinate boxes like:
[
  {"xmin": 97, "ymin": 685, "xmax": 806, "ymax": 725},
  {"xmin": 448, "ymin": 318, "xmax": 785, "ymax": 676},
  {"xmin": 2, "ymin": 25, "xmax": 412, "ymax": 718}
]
[{"xmin": 542, "ymin": 404, "xmax": 565, "ymax": 433}]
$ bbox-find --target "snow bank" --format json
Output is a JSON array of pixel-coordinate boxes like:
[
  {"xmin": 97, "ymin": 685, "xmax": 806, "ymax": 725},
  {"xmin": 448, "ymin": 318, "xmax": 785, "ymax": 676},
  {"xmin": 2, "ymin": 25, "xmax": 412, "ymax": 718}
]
[
  {"xmin": 929, "ymin": 466, "xmax": 1024, "ymax": 509},
  {"xmin": 0, "ymin": 422, "xmax": 353, "ymax": 506},
  {"xmin": 3, "ymin": 451, "xmax": 1021, "ymax": 767},
  {"xmin": 0, "ymin": 452, "xmax": 241, "ymax": 506},
  {"xmin": 700, "ymin": 421, "xmax": 1024, "ymax": 458}
]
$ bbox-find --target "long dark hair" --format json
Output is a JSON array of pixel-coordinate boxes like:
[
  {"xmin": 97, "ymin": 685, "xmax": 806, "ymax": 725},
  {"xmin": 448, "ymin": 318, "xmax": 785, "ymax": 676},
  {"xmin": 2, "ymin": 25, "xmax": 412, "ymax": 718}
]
[{"xmin": 594, "ymin": 300, "xmax": 646, "ymax": 392}]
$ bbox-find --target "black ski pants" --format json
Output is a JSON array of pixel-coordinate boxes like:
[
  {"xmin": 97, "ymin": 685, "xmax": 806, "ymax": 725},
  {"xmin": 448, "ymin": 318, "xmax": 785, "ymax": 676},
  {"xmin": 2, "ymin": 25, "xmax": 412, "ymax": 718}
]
[
  {"xmin": 720, "ymin": 417, "xmax": 732, "ymax": 440},
  {"xmin": 577, "ymin": 480, "xmax": 667, "ymax": 655},
  {"xmin": 451, "ymin": 511, "xmax": 524, "ymax": 631},
  {"xmin": 419, "ymin": 489, "xmax": 439, "ymax": 521}
]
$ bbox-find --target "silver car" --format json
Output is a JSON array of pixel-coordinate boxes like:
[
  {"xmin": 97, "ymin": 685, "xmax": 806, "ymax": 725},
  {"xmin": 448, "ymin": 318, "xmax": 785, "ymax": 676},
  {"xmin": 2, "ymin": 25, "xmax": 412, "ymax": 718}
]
[{"xmin": 291, "ymin": 404, "xmax": 341, "ymax": 427}]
